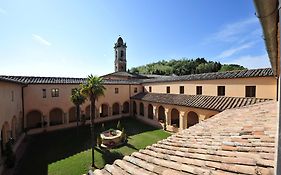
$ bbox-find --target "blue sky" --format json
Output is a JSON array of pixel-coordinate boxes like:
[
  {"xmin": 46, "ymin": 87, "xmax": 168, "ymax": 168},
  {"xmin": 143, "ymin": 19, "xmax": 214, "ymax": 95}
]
[{"xmin": 0, "ymin": 0, "xmax": 270, "ymax": 77}]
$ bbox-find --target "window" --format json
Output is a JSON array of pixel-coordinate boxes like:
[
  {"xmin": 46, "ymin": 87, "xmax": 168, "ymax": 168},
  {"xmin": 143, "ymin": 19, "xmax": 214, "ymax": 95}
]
[
  {"xmin": 149, "ymin": 86, "xmax": 152, "ymax": 92},
  {"xmin": 245, "ymin": 86, "xmax": 256, "ymax": 97},
  {"xmin": 217, "ymin": 86, "xmax": 225, "ymax": 96},
  {"xmin": 115, "ymin": 88, "xmax": 119, "ymax": 94},
  {"xmin": 51, "ymin": 88, "xmax": 59, "ymax": 97},
  {"xmin": 166, "ymin": 86, "xmax": 170, "ymax": 93},
  {"xmin": 142, "ymin": 86, "xmax": 145, "ymax": 92},
  {"xmin": 134, "ymin": 87, "xmax": 137, "ymax": 93},
  {"xmin": 11, "ymin": 91, "xmax": 14, "ymax": 102},
  {"xmin": 179, "ymin": 86, "xmax": 184, "ymax": 94},
  {"xmin": 196, "ymin": 86, "xmax": 202, "ymax": 95},
  {"xmin": 43, "ymin": 89, "xmax": 46, "ymax": 98},
  {"xmin": 121, "ymin": 50, "xmax": 124, "ymax": 57}
]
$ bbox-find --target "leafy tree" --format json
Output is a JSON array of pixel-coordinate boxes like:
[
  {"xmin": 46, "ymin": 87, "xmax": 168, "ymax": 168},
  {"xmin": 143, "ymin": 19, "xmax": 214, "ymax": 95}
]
[
  {"xmin": 70, "ymin": 88, "xmax": 86, "ymax": 130},
  {"xmin": 80, "ymin": 75, "xmax": 106, "ymax": 168},
  {"xmin": 129, "ymin": 58, "xmax": 244, "ymax": 76},
  {"xmin": 219, "ymin": 64, "xmax": 246, "ymax": 72}
]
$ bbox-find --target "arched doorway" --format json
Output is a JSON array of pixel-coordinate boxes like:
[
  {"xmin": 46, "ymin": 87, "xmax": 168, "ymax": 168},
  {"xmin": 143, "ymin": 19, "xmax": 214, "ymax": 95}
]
[
  {"xmin": 26, "ymin": 110, "xmax": 42, "ymax": 129},
  {"xmin": 140, "ymin": 102, "xmax": 144, "ymax": 116},
  {"xmin": 100, "ymin": 104, "xmax": 109, "ymax": 117},
  {"xmin": 187, "ymin": 111, "xmax": 199, "ymax": 127},
  {"xmin": 112, "ymin": 103, "xmax": 120, "ymax": 115},
  {"xmin": 49, "ymin": 108, "xmax": 63, "ymax": 126},
  {"xmin": 148, "ymin": 104, "xmax": 153, "ymax": 119},
  {"xmin": 158, "ymin": 106, "xmax": 165, "ymax": 122},
  {"xmin": 1, "ymin": 122, "xmax": 10, "ymax": 153},
  {"xmin": 85, "ymin": 105, "xmax": 90, "ymax": 120},
  {"xmin": 133, "ymin": 101, "xmax": 137, "ymax": 116},
  {"xmin": 171, "ymin": 108, "xmax": 179, "ymax": 127},
  {"xmin": 122, "ymin": 101, "xmax": 129, "ymax": 113},
  {"xmin": 69, "ymin": 107, "xmax": 76, "ymax": 123},
  {"xmin": 11, "ymin": 116, "xmax": 17, "ymax": 139}
]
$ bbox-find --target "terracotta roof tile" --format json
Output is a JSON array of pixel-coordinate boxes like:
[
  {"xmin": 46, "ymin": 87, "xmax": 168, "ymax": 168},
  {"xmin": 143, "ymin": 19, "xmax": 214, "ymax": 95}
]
[
  {"xmin": 0, "ymin": 75, "xmax": 140, "ymax": 85},
  {"xmin": 93, "ymin": 101, "xmax": 277, "ymax": 175},
  {"xmin": 141, "ymin": 68, "xmax": 274, "ymax": 83},
  {"xmin": 131, "ymin": 93, "xmax": 272, "ymax": 111}
]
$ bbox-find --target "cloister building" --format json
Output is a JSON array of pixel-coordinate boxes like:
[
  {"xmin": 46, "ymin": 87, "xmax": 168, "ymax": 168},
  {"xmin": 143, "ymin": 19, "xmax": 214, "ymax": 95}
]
[{"xmin": 0, "ymin": 36, "xmax": 278, "ymax": 173}]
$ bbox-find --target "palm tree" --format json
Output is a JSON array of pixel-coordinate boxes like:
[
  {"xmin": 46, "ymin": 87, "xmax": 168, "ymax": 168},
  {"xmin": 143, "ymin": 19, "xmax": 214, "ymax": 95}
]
[
  {"xmin": 80, "ymin": 75, "xmax": 106, "ymax": 168},
  {"xmin": 70, "ymin": 88, "xmax": 86, "ymax": 129}
]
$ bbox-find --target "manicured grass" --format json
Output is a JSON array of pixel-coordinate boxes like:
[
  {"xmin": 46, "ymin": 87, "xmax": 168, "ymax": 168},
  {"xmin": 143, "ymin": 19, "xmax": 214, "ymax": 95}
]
[{"xmin": 16, "ymin": 118, "xmax": 170, "ymax": 175}]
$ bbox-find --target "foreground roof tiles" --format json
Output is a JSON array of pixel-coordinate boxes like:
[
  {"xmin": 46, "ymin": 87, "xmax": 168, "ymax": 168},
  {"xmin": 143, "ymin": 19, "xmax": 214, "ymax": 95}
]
[
  {"xmin": 141, "ymin": 68, "xmax": 274, "ymax": 83},
  {"xmin": 94, "ymin": 101, "xmax": 277, "ymax": 175},
  {"xmin": 131, "ymin": 93, "xmax": 271, "ymax": 111}
]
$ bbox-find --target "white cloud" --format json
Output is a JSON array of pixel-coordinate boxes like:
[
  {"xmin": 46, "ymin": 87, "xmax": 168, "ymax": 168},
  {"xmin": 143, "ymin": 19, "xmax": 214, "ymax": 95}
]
[
  {"xmin": 207, "ymin": 17, "xmax": 259, "ymax": 43},
  {"xmin": 217, "ymin": 42, "xmax": 255, "ymax": 58},
  {"xmin": 0, "ymin": 8, "xmax": 7, "ymax": 15},
  {"xmin": 32, "ymin": 34, "xmax": 51, "ymax": 46},
  {"xmin": 226, "ymin": 54, "xmax": 271, "ymax": 69}
]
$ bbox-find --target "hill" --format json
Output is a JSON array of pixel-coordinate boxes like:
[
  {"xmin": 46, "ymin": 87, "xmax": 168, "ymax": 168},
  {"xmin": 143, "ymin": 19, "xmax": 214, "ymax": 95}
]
[{"xmin": 129, "ymin": 58, "xmax": 246, "ymax": 76}]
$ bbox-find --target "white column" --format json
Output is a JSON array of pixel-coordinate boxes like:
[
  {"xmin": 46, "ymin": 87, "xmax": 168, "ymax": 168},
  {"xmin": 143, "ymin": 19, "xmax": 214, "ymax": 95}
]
[
  {"xmin": 179, "ymin": 111, "xmax": 185, "ymax": 129},
  {"xmin": 153, "ymin": 106, "xmax": 158, "ymax": 121}
]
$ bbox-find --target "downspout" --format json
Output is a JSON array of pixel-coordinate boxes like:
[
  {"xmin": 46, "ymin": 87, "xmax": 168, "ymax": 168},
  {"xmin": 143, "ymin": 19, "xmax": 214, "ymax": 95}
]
[
  {"xmin": 21, "ymin": 84, "xmax": 27, "ymax": 133},
  {"xmin": 253, "ymin": 0, "xmax": 279, "ymax": 75}
]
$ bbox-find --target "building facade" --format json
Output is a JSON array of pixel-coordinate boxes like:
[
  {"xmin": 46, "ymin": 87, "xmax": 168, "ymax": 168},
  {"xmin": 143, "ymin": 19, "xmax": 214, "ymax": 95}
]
[{"xmin": 0, "ymin": 36, "xmax": 278, "ymax": 173}]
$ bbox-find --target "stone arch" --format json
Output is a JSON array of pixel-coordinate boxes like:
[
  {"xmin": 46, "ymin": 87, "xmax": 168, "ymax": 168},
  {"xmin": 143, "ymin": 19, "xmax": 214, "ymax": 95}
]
[
  {"xmin": 139, "ymin": 102, "xmax": 144, "ymax": 116},
  {"xmin": 122, "ymin": 101, "xmax": 129, "ymax": 113},
  {"xmin": 171, "ymin": 108, "xmax": 179, "ymax": 127},
  {"xmin": 112, "ymin": 102, "xmax": 120, "ymax": 115},
  {"xmin": 187, "ymin": 111, "xmax": 199, "ymax": 127},
  {"xmin": 49, "ymin": 108, "xmax": 63, "ymax": 126},
  {"xmin": 1, "ymin": 122, "xmax": 10, "ymax": 152},
  {"xmin": 26, "ymin": 110, "xmax": 42, "ymax": 129},
  {"xmin": 100, "ymin": 103, "xmax": 109, "ymax": 117},
  {"xmin": 158, "ymin": 106, "xmax": 165, "ymax": 122},
  {"xmin": 85, "ymin": 105, "xmax": 90, "ymax": 120},
  {"xmin": 148, "ymin": 104, "xmax": 153, "ymax": 119},
  {"xmin": 11, "ymin": 116, "xmax": 17, "ymax": 139},
  {"xmin": 69, "ymin": 107, "xmax": 76, "ymax": 123},
  {"xmin": 133, "ymin": 101, "xmax": 137, "ymax": 116}
]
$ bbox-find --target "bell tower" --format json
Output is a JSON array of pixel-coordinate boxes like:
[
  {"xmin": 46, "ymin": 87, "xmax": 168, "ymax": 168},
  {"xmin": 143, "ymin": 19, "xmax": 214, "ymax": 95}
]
[{"xmin": 114, "ymin": 36, "xmax": 127, "ymax": 72}]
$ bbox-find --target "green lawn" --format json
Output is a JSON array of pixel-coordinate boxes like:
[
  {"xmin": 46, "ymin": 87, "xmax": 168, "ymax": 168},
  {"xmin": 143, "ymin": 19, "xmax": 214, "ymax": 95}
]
[{"xmin": 16, "ymin": 118, "xmax": 170, "ymax": 175}]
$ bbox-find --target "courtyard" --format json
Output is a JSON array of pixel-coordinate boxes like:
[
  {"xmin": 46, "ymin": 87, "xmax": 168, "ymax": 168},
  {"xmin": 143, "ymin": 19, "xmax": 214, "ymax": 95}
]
[{"xmin": 14, "ymin": 118, "xmax": 170, "ymax": 175}]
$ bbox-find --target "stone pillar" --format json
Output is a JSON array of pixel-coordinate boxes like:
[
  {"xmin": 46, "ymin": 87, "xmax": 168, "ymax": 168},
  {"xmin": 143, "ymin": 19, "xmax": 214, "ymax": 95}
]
[
  {"xmin": 109, "ymin": 107, "xmax": 112, "ymax": 117},
  {"xmin": 153, "ymin": 106, "xmax": 158, "ymax": 121},
  {"xmin": 64, "ymin": 113, "xmax": 67, "ymax": 124},
  {"xmin": 165, "ymin": 108, "xmax": 170, "ymax": 125},
  {"xmin": 46, "ymin": 114, "xmax": 50, "ymax": 127},
  {"xmin": 144, "ymin": 103, "xmax": 148, "ymax": 118},
  {"xmin": 179, "ymin": 111, "xmax": 185, "ymax": 129},
  {"xmin": 135, "ymin": 102, "xmax": 139, "ymax": 117},
  {"xmin": 120, "ymin": 105, "xmax": 123, "ymax": 115}
]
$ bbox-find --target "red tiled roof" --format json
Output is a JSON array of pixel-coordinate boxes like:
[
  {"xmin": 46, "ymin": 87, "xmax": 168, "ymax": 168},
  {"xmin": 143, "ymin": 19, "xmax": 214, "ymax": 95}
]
[
  {"xmin": 131, "ymin": 93, "xmax": 272, "ymax": 111},
  {"xmin": 93, "ymin": 101, "xmax": 277, "ymax": 175}
]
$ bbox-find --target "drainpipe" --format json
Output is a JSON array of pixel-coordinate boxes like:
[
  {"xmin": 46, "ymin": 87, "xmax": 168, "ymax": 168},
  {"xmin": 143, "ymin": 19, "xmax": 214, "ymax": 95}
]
[
  {"xmin": 253, "ymin": 0, "xmax": 279, "ymax": 75},
  {"xmin": 21, "ymin": 84, "xmax": 27, "ymax": 133}
]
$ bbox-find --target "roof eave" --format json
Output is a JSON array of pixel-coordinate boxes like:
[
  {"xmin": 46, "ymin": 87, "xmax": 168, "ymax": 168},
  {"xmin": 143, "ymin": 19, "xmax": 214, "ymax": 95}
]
[{"xmin": 253, "ymin": 0, "xmax": 279, "ymax": 76}]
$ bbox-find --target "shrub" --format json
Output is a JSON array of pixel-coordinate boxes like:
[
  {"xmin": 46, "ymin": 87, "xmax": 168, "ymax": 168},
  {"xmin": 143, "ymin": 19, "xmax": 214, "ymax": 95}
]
[{"xmin": 117, "ymin": 121, "xmax": 122, "ymax": 130}]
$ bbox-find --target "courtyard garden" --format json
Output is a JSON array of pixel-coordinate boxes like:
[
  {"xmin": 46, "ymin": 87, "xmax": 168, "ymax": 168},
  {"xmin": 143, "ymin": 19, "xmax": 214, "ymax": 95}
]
[{"xmin": 15, "ymin": 118, "xmax": 170, "ymax": 175}]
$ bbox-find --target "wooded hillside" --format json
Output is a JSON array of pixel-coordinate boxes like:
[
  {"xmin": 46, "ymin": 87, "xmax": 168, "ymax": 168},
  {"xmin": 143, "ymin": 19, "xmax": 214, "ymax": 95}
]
[{"xmin": 129, "ymin": 58, "xmax": 246, "ymax": 76}]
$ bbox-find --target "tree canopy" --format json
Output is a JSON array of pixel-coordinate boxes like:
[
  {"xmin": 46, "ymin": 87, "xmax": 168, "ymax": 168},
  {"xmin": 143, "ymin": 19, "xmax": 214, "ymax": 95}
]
[{"xmin": 129, "ymin": 58, "xmax": 246, "ymax": 76}]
